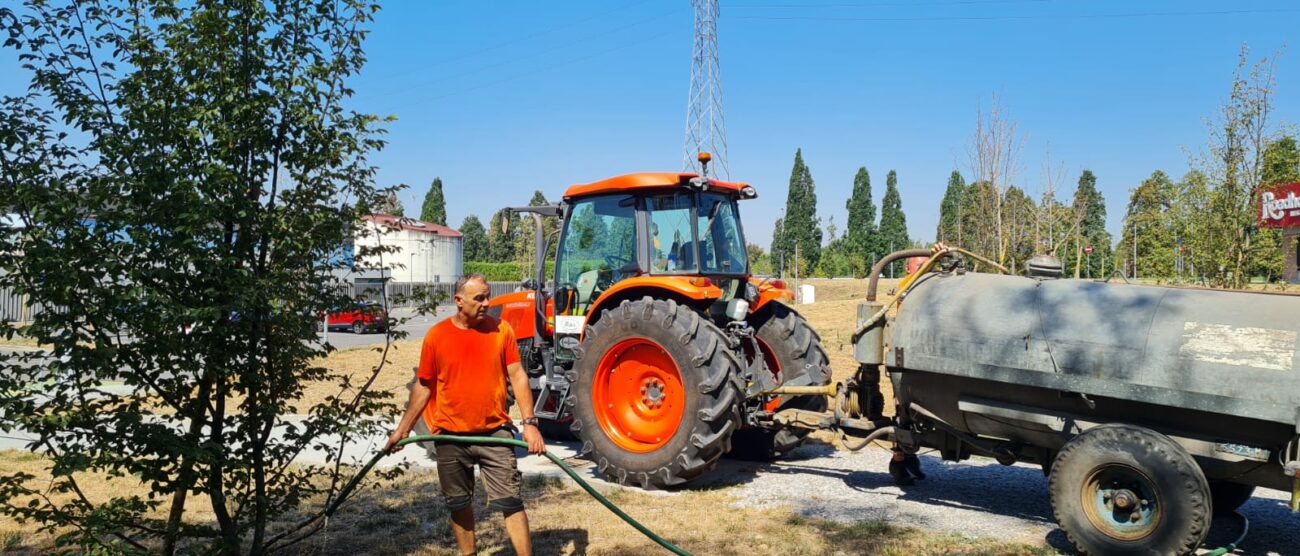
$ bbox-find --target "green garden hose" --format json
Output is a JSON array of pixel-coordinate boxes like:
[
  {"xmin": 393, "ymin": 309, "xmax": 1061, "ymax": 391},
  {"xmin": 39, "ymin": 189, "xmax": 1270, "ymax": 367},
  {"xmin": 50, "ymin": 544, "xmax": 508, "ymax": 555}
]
[{"xmin": 325, "ymin": 434, "xmax": 692, "ymax": 556}]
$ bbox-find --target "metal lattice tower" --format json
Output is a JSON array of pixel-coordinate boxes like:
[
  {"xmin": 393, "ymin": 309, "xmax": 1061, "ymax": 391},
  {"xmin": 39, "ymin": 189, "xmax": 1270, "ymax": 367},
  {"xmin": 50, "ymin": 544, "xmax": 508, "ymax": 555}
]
[{"xmin": 683, "ymin": 0, "xmax": 729, "ymax": 179}]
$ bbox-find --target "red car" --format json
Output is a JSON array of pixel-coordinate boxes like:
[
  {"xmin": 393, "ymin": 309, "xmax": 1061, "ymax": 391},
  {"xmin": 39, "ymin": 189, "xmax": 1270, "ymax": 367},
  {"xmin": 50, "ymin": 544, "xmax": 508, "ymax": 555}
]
[{"xmin": 326, "ymin": 302, "xmax": 389, "ymax": 334}]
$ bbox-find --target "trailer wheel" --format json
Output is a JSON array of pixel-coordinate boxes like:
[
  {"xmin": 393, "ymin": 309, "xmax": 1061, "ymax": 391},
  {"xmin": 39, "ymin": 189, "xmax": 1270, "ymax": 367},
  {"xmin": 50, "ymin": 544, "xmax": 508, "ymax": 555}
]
[
  {"xmin": 1208, "ymin": 481, "xmax": 1256, "ymax": 515},
  {"xmin": 1049, "ymin": 424, "xmax": 1210, "ymax": 555},
  {"xmin": 728, "ymin": 303, "xmax": 831, "ymax": 460},
  {"xmin": 571, "ymin": 297, "xmax": 742, "ymax": 488}
]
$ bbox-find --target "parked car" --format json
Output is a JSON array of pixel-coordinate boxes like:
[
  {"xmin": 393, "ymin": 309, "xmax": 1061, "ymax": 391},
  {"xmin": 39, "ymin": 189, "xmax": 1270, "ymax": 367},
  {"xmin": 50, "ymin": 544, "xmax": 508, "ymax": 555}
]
[{"xmin": 326, "ymin": 302, "xmax": 388, "ymax": 334}]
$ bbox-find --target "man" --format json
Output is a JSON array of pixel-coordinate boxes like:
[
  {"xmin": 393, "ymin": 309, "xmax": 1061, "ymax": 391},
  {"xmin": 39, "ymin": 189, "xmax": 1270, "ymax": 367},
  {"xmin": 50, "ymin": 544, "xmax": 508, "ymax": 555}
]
[{"xmin": 386, "ymin": 274, "xmax": 546, "ymax": 556}]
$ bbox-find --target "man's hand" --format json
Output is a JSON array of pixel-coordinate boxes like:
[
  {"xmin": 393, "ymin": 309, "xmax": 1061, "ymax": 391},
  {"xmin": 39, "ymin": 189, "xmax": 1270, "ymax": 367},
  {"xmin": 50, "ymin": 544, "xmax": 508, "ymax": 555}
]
[
  {"xmin": 522, "ymin": 424, "xmax": 545, "ymax": 455},
  {"xmin": 931, "ymin": 242, "xmax": 948, "ymax": 255},
  {"xmin": 384, "ymin": 427, "xmax": 410, "ymax": 454}
]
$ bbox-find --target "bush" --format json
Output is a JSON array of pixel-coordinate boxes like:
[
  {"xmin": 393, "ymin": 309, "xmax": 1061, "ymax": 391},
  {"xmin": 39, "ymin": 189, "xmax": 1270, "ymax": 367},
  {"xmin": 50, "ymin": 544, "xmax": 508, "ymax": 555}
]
[{"xmin": 464, "ymin": 261, "xmax": 555, "ymax": 282}]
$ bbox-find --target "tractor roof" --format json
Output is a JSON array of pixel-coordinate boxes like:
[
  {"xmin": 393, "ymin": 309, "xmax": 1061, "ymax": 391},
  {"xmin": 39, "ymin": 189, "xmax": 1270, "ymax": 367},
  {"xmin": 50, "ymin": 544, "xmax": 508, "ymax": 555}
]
[{"xmin": 563, "ymin": 172, "xmax": 753, "ymax": 200}]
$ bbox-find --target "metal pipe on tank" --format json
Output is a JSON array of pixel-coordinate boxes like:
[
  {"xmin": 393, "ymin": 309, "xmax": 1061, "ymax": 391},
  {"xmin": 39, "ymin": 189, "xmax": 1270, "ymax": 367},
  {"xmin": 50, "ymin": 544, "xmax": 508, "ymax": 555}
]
[{"xmin": 866, "ymin": 249, "xmax": 932, "ymax": 301}]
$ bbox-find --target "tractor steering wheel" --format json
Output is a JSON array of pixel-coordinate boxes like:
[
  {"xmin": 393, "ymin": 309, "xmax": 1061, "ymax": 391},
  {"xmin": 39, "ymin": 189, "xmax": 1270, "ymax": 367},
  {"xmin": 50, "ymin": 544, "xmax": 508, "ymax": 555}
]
[{"xmin": 604, "ymin": 254, "xmax": 632, "ymax": 270}]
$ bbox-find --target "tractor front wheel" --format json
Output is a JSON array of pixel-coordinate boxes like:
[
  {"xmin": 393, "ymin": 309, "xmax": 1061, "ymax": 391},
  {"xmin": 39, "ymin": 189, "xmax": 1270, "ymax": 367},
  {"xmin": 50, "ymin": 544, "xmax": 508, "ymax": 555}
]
[{"xmin": 570, "ymin": 297, "xmax": 742, "ymax": 489}]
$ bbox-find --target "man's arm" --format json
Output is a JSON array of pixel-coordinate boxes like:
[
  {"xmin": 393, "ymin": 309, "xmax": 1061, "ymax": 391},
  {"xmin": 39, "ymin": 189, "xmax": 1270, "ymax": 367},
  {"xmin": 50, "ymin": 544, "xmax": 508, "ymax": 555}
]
[
  {"xmin": 385, "ymin": 377, "xmax": 433, "ymax": 453},
  {"xmin": 507, "ymin": 361, "xmax": 545, "ymax": 455}
]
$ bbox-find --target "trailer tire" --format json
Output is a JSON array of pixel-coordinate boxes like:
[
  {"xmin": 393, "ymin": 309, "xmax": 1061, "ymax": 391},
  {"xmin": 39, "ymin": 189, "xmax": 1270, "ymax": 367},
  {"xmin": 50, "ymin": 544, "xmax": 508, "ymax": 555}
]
[
  {"xmin": 1208, "ymin": 481, "xmax": 1255, "ymax": 515},
  {"xmin": 571, "ymin": 297, "xmax": 743, "ymax": 488},
  {"xmin": 1049, "ymin": 424, "xmax": 1210, "ymax": 556},
  {"xmin": 728, "ymin": 303, "xmax": 831, "ymax": 460}
]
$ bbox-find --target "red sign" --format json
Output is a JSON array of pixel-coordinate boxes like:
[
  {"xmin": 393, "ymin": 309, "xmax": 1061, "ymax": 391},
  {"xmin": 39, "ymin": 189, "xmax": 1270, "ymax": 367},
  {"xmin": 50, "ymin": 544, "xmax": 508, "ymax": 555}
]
[
  {"xmin": 1084, "ymin": 245, "xmax": 1093, "ymax": 255},
  {"xmin": 1259, "ymin": 181, "xmax": 1300, "ymax": 228}
]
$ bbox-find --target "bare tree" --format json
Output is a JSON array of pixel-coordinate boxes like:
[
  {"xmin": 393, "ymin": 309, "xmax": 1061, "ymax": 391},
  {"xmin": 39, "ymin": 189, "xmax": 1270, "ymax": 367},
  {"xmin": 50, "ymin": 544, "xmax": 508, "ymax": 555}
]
[{"xmin": 966, "ymin": 93, "xmax": 1026, "ymax": 265}]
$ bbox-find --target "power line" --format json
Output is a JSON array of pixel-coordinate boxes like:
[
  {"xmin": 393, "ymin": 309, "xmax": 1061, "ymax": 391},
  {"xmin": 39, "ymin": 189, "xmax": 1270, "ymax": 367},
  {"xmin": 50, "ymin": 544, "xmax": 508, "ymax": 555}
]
[{"xmin": 731, "ymin": 7, "xmax": 1300, "ymax": 22}]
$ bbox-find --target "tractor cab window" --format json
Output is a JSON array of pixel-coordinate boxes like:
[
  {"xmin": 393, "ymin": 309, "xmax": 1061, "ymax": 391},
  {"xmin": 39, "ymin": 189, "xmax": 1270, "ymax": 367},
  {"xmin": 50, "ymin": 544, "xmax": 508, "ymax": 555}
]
[
  {"xmin": 648, "ymin": 192, "xmax": 696, "ymax": 273},
  {"xmin": 698, "ymin": 193, "xmax": 747, "ymax": 274},
  {"xmin": 555, "ymin": 195, "xmax": 638, "ymax": 315}
]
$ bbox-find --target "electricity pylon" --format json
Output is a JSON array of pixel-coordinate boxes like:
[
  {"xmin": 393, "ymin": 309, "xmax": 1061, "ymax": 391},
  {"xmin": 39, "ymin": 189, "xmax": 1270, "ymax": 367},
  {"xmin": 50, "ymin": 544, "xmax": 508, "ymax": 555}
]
[{"xmin": 682, "ymin": 0, "xmax": 729, "ymax": 179}]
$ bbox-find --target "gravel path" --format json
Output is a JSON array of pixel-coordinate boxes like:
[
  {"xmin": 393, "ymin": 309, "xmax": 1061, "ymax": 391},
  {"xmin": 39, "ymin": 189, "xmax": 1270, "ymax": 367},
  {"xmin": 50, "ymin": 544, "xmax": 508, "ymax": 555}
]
[{"xmin": 710, "ymin": 442, "xmax": 1299, "ymax": 555}]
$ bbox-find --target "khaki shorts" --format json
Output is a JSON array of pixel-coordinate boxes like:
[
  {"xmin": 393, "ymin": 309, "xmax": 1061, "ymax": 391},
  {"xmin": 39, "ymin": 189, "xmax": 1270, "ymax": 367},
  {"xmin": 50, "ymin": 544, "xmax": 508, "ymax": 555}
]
[{"xmin": 434, "ymin": 427, "xmax": 523, "ymax": 513}]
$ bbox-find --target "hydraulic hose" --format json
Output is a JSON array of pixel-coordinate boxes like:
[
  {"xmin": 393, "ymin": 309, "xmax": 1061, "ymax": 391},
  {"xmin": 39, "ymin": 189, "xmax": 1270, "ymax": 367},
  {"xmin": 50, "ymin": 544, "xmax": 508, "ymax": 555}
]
[{"xmin": 325, "ymin": 434, "xmax": 692, "ymax": 556}]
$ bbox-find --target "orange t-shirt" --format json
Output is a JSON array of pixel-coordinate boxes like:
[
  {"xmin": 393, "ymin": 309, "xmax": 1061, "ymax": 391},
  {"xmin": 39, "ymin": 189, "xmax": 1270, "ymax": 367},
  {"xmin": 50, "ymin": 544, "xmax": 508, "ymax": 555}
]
[{"xmin": 417, "ymin": 316, "xmax": 521, "ymax": 434}]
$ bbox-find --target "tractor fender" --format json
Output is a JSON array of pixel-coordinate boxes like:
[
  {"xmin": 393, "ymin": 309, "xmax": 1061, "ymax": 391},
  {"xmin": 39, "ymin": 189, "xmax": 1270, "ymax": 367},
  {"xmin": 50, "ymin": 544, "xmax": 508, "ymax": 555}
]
[
  {"xmin": 585, "ymin": 276, "xmax": 721, "ymax": 328},
  {"xmin": 748, "ymin": 277, "xmax": 794, "ymax": 313}
]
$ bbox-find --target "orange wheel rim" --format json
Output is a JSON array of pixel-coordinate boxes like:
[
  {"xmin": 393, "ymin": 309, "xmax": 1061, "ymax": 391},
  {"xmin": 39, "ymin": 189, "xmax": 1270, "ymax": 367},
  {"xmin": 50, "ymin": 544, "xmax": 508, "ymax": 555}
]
[
  {"xmin": 745, "ymin": 338, "xmax": 783, "ymax": 412},
  {"xmin": 593, "ymin": 338, "xmax": 685, "ymax": 453}
]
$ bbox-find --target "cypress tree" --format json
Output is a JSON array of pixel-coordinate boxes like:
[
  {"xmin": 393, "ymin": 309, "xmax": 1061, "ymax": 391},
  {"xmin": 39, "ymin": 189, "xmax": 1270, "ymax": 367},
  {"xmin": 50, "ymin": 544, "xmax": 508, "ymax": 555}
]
[
  {"xmin": 937, "ymin": 171, "xmax": 966, "ymax": 245},
  {"xmin": 1067, "ymin": 170, "xmax": 1111, "ymax": 279},
  {"xmin": 845, "ymin": 167, "xmax": 879, "ymax": 276},
  {"xmin": 878, "ymin": 170, "xmax": 911, "ymax": 276},
  {"xmin": 774, "ymin": 149, "xmax": 822, "ymax": 275},
  {"xmin": 420, "ymin": 177, "xmax": 447, "ymax": 225}
]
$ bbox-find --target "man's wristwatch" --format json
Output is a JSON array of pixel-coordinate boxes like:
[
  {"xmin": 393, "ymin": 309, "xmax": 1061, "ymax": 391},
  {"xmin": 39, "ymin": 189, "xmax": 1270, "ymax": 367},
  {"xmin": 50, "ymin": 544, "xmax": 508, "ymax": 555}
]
[{"xmin": 521, "ymin": 417, "xmax": 539, "ymax": 427}]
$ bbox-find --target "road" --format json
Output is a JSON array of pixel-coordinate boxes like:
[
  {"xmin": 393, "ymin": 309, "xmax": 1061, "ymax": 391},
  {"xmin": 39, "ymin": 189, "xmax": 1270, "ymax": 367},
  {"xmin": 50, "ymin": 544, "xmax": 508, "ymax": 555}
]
[{"xmin": 321, "ymin": 305, "xmax": 454, "ymax": 350}]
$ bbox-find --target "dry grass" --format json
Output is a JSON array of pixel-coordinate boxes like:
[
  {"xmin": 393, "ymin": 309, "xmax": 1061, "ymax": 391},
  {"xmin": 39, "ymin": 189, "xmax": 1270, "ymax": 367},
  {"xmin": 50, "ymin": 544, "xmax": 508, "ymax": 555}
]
[
  {"xmin": 295, "ymin": 340, "xmax": 423, "ymax": 413},
  {"xmin": 0, "ymin": 330, "xmax": 49, "ymax": 350},
  {"xmin": 0, "ymin": 450, "xmax": 1053, "ymax": 555}
]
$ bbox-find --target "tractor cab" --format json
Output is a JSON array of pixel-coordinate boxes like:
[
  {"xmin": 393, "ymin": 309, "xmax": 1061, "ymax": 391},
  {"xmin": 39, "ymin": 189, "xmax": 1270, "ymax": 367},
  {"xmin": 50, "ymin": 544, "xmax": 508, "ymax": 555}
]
[{"xmin": 552, "ymin": 174, "xmax": 755, "ymax": 319}]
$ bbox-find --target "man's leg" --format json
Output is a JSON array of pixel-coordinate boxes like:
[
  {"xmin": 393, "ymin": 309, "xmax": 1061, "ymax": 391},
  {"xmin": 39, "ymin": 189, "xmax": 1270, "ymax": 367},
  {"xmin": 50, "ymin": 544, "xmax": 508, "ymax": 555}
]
[
  {"xmin": 435, "ymin": 440, "xmax": 478, "ymax": 555},
  {"xmin": 450, "ymin": 507, "xmax": 477, "ymax": 555},
  {"xmin": 502, "ymin": 509, "xmax": 532, "ymax": 556},
  {"xmin": 478, "ymin": 429, "xmax": 529, "ymax": 555}
]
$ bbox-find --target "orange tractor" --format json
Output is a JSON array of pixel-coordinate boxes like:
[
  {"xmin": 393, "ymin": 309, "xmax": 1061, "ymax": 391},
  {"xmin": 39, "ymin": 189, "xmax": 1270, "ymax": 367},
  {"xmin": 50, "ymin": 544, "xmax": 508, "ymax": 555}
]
[{"xmin": 487, "ymin": 159, "xmax": 831, "ymax": 488}]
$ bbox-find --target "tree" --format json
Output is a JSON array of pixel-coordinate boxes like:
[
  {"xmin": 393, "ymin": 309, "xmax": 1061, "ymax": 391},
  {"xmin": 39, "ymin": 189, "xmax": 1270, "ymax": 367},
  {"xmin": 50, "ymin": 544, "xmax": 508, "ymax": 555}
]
[
  {"xmin": 377, "ymin": 190, "xmax": 405, "ymax": 216},
  {"xmin": 966, "ymin": 94, "xmax": 1025, "ymax": 265},
  {"xmin": 878, "ymin": 170, "xmax": 911, "ymax": 277},
  {"xmin": 459, "ymin": 215, "xmax": 489, "ymax": 262},
  {"xmin": 1119, "ymin": 171, "xmax": 1179, "ymax": 280},
  {"xmin": 747, "ymin": 243, "xmax": 771, "ymax": 275},
  {"xmin": 1002, "ymin": 186, "xmax": 1037, "ymax": 273},
  {"xmin": 772, "ymin": 149, "xmax": 822, "ymax": 275},
  {"xmin": 845, "ymin": 166, "xmax": 879, "ymax": 277},
  {"xmin": 936, "ymin": 171, "xmax": 966, "ymax": 245},
  {"xmin": 1062, "ymin": 170, "xmax": 1112, "ymax": 279},
  {"xmin": 1197, "ymin": 47, "xmax": 1281, "ymax": 287},
  {"xmin": 0, "ymin": 2, "xmax": 394, "ymax": 554},
  {"xmin": 420, "ymin": 177, "xmax": 447, "ymax": 225},
  {"xmin": 487, "ymin": 210, "xmax": 517, "ymax": 263}
]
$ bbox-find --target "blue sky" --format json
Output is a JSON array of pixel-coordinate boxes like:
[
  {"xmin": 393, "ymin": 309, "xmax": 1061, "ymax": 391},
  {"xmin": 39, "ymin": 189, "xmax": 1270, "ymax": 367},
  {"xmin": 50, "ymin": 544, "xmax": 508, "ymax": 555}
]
[{"xmin": 3, "ymin": 0, "xmax": 1298, "ymax": 249}]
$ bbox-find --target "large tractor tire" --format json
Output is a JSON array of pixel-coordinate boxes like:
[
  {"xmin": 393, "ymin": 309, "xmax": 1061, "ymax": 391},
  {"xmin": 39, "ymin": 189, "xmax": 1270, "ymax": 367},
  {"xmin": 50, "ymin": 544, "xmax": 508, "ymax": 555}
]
[
  {"xmin": 569, "ymin": 297, "xmax": 743, "ymax": 489},
  {"xmin": 728, "ymin": 303, "xmax": 831, "ymax": 460},
  {"xmin": 1049, "ymin": 424, "xmax": 1211, "ymax": 555}
]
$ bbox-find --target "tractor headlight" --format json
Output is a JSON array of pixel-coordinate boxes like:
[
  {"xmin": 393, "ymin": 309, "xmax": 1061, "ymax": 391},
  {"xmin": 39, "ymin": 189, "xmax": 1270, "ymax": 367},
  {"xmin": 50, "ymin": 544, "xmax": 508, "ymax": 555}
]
[
  {"xmin": 744, "ymin": 282, "xmax": 758, "ymax": 302},
  {"xmin": 726, "ymin": 298, "xmax": 750, "ymax": 321}
]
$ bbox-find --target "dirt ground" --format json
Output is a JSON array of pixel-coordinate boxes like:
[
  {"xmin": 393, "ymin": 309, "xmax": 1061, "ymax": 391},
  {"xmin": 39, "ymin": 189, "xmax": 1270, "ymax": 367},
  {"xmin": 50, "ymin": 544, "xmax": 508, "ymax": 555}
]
[{"xmin": 0, "ymin": 449, "xmax": 1051, "ymax": 555}]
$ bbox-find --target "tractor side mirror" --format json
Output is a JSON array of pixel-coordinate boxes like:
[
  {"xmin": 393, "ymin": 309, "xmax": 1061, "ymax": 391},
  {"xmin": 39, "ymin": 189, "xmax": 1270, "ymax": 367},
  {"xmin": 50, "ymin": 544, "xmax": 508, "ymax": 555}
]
[{"xmin": 499, "ymin": 210, "xmax": 511, "ymax": 234}]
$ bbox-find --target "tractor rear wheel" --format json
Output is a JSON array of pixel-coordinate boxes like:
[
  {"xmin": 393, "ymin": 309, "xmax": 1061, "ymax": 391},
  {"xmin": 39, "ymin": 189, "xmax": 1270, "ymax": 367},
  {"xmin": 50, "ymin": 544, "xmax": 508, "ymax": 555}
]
[
  {"xmin": 728, "ymin": 303, "xmax": 831, "ymax": 460},
  {"xmin": 570, "ymin": 297, "xmax": 742, "ymax": 489}
]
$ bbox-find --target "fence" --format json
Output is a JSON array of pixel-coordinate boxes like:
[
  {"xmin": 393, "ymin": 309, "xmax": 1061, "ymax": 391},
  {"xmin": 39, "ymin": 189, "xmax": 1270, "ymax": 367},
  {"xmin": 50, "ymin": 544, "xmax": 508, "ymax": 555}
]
[
  {"xmin": 348, "ymin": 281, "xmax": 524, "ymax": 308},
  {"xmin": 0, "ymin": 281, "xmax": 526, "ymax": 322}
]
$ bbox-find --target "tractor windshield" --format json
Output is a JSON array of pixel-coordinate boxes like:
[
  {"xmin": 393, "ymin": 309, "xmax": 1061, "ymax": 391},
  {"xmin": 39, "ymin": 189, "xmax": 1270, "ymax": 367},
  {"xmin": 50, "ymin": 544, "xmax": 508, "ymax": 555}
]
[
  {"xmin": 648, "ymin": 191, "xmax": 747, "ymax": 275},
  {"xmin": 554, "ymin": 194, "xmax": 638, "ymax": 312}
]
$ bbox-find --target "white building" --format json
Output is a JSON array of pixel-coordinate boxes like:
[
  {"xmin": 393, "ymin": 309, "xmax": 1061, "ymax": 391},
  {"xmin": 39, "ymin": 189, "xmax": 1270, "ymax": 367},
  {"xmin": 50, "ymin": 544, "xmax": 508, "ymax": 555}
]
[{"xmin": 356, "ymin": 214, "xmax": 463, "ymax": 283}]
